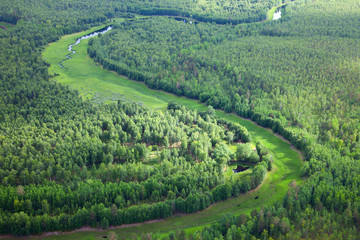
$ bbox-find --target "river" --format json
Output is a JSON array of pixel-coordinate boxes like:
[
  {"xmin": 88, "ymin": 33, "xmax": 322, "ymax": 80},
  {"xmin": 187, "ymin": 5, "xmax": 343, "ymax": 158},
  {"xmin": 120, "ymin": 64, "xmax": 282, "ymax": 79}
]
[{"xmin": 59, "ymin": 25, "xmax": 112, "ymax": 68}]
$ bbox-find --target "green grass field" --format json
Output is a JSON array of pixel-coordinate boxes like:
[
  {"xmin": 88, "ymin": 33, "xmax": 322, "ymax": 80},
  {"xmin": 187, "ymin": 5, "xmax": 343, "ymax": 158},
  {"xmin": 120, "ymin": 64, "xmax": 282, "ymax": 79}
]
[{"xmin": 37, "ymin": 22, "xmax": 304, "ymax": 240}]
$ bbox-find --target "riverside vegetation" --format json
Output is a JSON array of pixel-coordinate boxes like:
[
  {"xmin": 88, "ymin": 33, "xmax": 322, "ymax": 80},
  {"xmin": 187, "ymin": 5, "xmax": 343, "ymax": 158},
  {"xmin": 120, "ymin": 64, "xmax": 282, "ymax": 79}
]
[
  {"xmin": 0, "ymin": 0, "xmax": 359, "ymax": 239},
  {"xmin": 40, "ymin": 23, "xmax": 302, "ymax": 239}
]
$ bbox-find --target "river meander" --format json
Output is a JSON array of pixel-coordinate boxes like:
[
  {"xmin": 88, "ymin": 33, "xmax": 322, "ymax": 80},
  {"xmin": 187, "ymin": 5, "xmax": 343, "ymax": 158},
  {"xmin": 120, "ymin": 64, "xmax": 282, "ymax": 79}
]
[
  {"xmin": 37, "ymin": 16, "xmax": 303, "ymax": 240},
  {"xmin": 59, "ymin": 26, "xmax": 112, "ymax": 68}
]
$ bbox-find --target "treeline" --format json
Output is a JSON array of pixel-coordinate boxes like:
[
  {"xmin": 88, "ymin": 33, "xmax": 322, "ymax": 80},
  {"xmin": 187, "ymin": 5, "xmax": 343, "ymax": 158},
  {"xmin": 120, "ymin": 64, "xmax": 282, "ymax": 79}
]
[
  {"xmin": 126, "ymin": 0, "xmax": 280, "ymax": 24},
  {"xmin": 137, "ymin": 8, "xmax": 190, "ymax": 18},
  {"xmin": 0, "ymin": 160, "xmax": 268, "ymax": 235},
  {"xmin": 144, "ymin": 192, "xmax": 359, "ymax": 240},
  {"xmin": 0, "ymin": 165, "xmax": 269, "ymax": 236},
  {"xmin": 133, "ymin": 7, "xmax": 266, "ymax": 25},
  {"xmin": 1, "ymin": 162, "xmax": 265, "ymax": 236}
]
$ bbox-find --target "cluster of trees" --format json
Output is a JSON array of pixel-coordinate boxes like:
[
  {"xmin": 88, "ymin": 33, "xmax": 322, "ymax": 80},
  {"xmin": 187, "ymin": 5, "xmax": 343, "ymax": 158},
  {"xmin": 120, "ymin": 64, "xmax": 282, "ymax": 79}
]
[
  {"xmin": 0, "ymin": 160, "xmax": 269, "ymax": 235},
  {"xmin": 235, "ymin": 141, "xmax": 271, "ymax": 166},
  {"xmin": 0, "ymin": 157, "xmax": 268, "ymax": 235}
]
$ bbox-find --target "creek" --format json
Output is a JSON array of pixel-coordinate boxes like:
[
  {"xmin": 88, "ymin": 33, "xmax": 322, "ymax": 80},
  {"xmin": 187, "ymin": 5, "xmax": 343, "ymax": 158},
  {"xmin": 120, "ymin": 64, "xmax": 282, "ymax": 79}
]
[{"xmin": 59, "ymin": 25, "xmax": 112, "ymax": 68}]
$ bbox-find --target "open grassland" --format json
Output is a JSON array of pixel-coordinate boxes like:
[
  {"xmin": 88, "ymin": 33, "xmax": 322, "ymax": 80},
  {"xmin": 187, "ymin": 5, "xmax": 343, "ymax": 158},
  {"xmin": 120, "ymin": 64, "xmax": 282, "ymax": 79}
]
[
  {"xmin": 43, "ymin": 24, "xmax": 198, "ymax": 109},
  {"xmin": 39, "ymin": 24, "xmax": 303, "ymax": 239}
]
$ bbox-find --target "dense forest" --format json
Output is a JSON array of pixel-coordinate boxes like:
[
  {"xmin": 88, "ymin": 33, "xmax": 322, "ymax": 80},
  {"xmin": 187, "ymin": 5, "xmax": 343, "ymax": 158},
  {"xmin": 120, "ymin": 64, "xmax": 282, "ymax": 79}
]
[
  {"xmin": 0, "ymin": 0, "xmax": 285, "ymax": 26},
  {"xmin": 0, "ymin": 0, "xmax": 359, "ymax": 239},
  {"xmin": 1, "ymin": 100, "xmax": 272, "ymax": 235}
]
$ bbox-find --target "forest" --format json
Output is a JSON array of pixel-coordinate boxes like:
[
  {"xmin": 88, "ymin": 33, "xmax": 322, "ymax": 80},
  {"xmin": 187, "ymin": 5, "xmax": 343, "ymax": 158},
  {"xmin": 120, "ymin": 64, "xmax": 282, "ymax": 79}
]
[
  {"xmin": 0, "ymin": 0, "xmax": 359, "ymax": 239},
  {"xmin": 1, "ymin": 100, "xmax": 273, "ymax": 235}
]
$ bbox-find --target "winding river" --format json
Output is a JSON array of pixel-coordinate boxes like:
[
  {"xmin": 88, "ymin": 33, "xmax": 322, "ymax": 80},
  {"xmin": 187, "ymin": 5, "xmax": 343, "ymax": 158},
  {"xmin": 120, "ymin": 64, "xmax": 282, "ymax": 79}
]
[
  {"xmin": 59, "ymin": 25, "xmax": 112, "ymax": 68},
  {"xmin": 36, "ymin": 7, "xmax": 301, "ymax": 239},
  {"xmin": 56, "ymin": 2, "xmax": 284, "ymax": 69},
  {"xmin": 56, "ymin": 0, "xmax": 287, "ymax": 69},
  {"xmin": 58, "ymin": 5, "xmax": 283, "ymax": 68}
]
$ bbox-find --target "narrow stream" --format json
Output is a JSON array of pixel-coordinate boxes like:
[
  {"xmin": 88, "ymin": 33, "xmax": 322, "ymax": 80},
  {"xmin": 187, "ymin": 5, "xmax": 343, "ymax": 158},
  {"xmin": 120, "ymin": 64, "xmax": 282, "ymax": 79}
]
[{"xmin": 59, "ymin": 25, "xmax": 112, "ymax": 68}]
